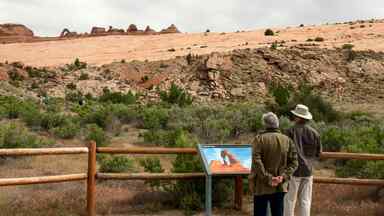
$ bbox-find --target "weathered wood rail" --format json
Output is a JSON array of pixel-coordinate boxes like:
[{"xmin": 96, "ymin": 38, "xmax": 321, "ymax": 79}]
[{"xmin": 1, "ymin": 143, "xmax": 384, "ymax": 216}]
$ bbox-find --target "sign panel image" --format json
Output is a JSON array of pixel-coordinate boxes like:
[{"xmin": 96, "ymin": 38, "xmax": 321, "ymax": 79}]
[{"xmin": 198, "ymin": 144, "xmax": 252, "ymax": 175}]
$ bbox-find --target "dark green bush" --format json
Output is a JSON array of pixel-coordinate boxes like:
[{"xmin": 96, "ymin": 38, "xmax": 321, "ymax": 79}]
[
  {"xmin": 342, "ymin": 44, "xmax": 354, "ymax": 50},
  {"xmin": 79, "ymin": 72, "xmax": 90, "ymax": 80},
  {"xmin": 52, "ymin": 120, "xmax": 80, "ymax": 139},
  {"xmin": 139, "ymin": 157, "xmax": 164, "ymax": 189},
  {"xmin": 99, "ymin": 156, "xmax": 134, "ymax": 173},
  {"xmin": 40, "ymin": 113, "xmax": 67, "ymax": 130},
  {"xmin": 140, "ymin": 106, "xmax": 169, "ymax": 129},
  {"xmin": 143, "ymin": 128, "xmax": 196, "ymax": 147},
  {"xmin": 159, "ymin": 83, "xmax": 193, "ymax": 107},
  {"xmin": 99, "ymin": 88, "xmax": 137, "ymax": 105},
  {"xmin": 0, "ymin": 122, "xmax": 53, "ymax": 148},
  {"xmin": 7, "ymin": 68, "xmax": 24, "ymax": 81},
  {"xmin": 66, "ymin": 58, "xmax": 87, "ymax": 71},
  {"xmin": 264, "ymin": 29, "xmax": 274, "ymax": 36},
  {"xmin": 85, "ymin": 124, "xmax": 109, "ymax": 147},
  {"xmin": 314, "ymin": 37, "xmax": 325, "ymax": 42}
]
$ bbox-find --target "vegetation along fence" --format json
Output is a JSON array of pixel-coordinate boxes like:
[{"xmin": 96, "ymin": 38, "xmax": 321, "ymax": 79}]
[{"xmin": 0, "ymin": 141, "xmax": 384, "ymax": 216}]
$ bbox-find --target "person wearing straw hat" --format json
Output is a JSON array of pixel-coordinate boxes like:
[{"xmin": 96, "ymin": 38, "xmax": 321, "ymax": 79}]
[{"xmin": 284, "ymin": 104, "xmax": 322, "ymax": 216}]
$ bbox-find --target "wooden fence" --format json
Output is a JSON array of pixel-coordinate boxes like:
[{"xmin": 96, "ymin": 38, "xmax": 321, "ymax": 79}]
[{"xmin": 0, "ymin": 142, "xmax": 384, "ymax": 216}]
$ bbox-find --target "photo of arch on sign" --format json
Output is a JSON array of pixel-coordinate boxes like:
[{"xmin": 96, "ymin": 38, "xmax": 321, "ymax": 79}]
[{"xmin": 198, "ymin": 144, "xmax": 252, "ymax": 175}]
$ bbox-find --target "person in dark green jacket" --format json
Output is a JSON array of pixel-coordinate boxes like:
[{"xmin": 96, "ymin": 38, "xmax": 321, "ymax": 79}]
[{"xmin": 250, "ymin": 112, "xmax": 298, "ymax": 216}]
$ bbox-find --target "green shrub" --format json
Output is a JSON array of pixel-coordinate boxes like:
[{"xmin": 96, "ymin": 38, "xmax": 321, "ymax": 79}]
[
  {"xmin": 0, "ymin": 122, "xmax": 53, "ymax": 148},
  {"xmin": 99, "ymin": 156, "xmax": 135, "ymax": 173},
  {"xmin": 314, "ymin": 37, "xmax": 325, "ymax": 42},
  {"xmin": 52, "ymin": 120, "xmax": 80, "ymax": 139},
  {"xmin": 40, "ymin": 113, "xmax": 67, "ymax": 130},
  {"xmin": 306, "ymin": 38, "xmax": 314, "ymax": 42},
  {"xmin": 99, "ymin": 88, "xmax": 137, "ymax": 105},
  {"xmin": 140, "ymin": 157, "xmax": 164, "ymax": 173},
  {"xmin": 264, "ymin": 29, "xmax": 274, "ymax": 36},
  {"xmin": 79, "ymin": 72, "xmax": 90, "ymax": 80},
  {"xmin": 143, "ymin": 128, "xmax": 196, "ymax": 147},
  {"xmin": 85, "ymin": 124, "xmax": 109, "ymax": 147},
  {"xmin": 270, "ymin": 42, "xmax": 278, "ymax": 50},
  {"xmin": 140, "ymin": 106, "xmax": 169, "ymax": 129},
  {"xmin": 82, "ymin": 106, "xmax": 112, "ymax": 129},
  {"xmin": 342, "ymin": 44, "xmax": 354, "ymax": 50},
  {"xmin": 7, "ymin": 68, "xmax": 24, "ymax": 81},
  {"xmin": 159, "ymin": 83, "xmax": 193, "ymax": 107},
  {"xmin": 65, "ymin": 90, "xmax": 84, "ymax": 103},
  {"xmin": 109, "ymin": 104, "xmax": 139, "ymax": 124},
  {"xmin": 66, "ymin": 58, "xmax": 87, "ymax": 71},
  {"xmin": 66, "ymin": 82, "xmax": 77, "ymax": 90}
]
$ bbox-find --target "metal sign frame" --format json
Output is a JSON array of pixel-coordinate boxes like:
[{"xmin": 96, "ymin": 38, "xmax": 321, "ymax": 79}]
[{"xmin": 197, "ymin": 144, "xmax": 252, "ymax": 216}]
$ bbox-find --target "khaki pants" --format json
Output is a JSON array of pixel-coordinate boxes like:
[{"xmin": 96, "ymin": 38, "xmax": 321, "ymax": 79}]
[{"xmin": 284, "ymin": 176, "xmax": 313, "ymax": 216}]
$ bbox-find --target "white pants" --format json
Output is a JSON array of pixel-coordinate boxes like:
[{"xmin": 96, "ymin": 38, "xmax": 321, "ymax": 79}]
[{"xmin": 284, "ymin": 176, "xmax": 313, "ymax": 216}]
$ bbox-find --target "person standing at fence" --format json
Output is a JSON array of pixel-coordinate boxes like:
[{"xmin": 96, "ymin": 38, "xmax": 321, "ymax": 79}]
[
  {"xmin": 284, "ymin": 104, "xmax": 322, "ymax": 216},
  {"xmin": 250, "ymin": 112, "xmax": 298, "ymax": 216}
]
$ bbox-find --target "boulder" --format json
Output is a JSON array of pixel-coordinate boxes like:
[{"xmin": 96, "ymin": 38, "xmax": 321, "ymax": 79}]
[
  {"xmin": 160, "ymin": 24, "xmax": 181, "ymax": 34},
  {"xmin": 0, "ymin": 23, "xmax": 34, "ymax": 37},
  {"xmin": 0, "ymin": 66, "xmax": 9, "ymax": 81},
  {"xmin": 91, "ymin": 27, "xmax": 106, "ymax": 34},
  {"xmin": 205, "ymin": 53, "xmax": 233, "ymax": 70}
]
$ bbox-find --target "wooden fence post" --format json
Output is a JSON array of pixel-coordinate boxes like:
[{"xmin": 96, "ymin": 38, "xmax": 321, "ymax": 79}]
[
  {"xmin": 87, "ymin": 141, "xmax": 97, "ymax": 216},
  {"xmin": 234, "ymin": 176, "xmax": 243, "ymax": 210}
]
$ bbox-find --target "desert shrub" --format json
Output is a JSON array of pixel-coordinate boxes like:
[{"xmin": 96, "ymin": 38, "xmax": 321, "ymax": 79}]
[
  {"xmin": 0, "ymin": 122, "xmax": 53, "ymax": 148},
  {"xmin": 139, "ymin": 157, "xmax": 164, "ymax": 189},
  {"xmin": 66, "ymin": 82, "xmax": 77, "ymax": 90},
  {"xmin": 143, "ymin": 128, "xmax": 197, "ymax": 147},
  {"xmin": 81, "ymin": 105, "xmax": 112, "ymax": 129},
  {"xmin": 40, "ymin": 112, "xmax": 67, "ymax": 130},
  {"xmin": 140, "ymin": 157, "xmax": 164, "ymax": 173},
  {"xmin": 342, "ymin": 43, "xmax": 354, "ymax": 50},
  {"xmin": 306, "ymin": 38, "xmax": 314, "ymax": 42},
  {"xmin": 99, "ymin": 156, "xmax": 135, "ymax": 173},
  {"xmin": 270, "ymin": 42, "xmax": 278, "ymax": 50},
  {"xmin": 66, "ymin": 58, "xmax": 87, "ymax": 71},
  {"xmin": 264, "ymin": 29, "xmax": 274, "ymax": 36},
  {"xmin": 52, "ymin": 120, "xmax": 80, "ymax": 139},
  {"xmin": 267, "ymin": 82, "xmax": 341, "ymax": 122},
  {"xmin": 109, "ymin": 104, "xmax": 139, "ymax": 124},
  {"xmin": 140, "ymin": 106, "xmax": 169, "ymax": 129},
  {"xmin": 85, "ymin": 124, "xmax": 109, "ymax": 147},
  {"xmin": 7, "ymin": 68, "xmax": 24, "ymax": 81},
  {"xmin": 65, "ymin": 90, "xmax": 84, "ymax": 103},
  {"xmin": 79, "ymin": 72, "xmax": 89, "ymax": 80},
  {"xmin": 159, "ymin": 83, "xmax": 193, "ymax": 107},
  {"xmin": 314, "ymin": 37, "xmax": 325, "ymax": 42},
  {"xmin": 99, "ymin": 88, "xmax": 137, "ymax": 105},
  {"xmin": 0, "ymin": 96, "xmax": 40, "ymax": 121}
]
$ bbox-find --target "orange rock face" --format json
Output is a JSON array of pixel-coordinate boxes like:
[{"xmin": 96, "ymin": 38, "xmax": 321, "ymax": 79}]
[
  {"xmin": 0, "ymin": 66, "xmax": 9, "ymax": 81},
  {"xmin": 160, "ymin": 24, "xmax": 181, "ymax": 34},
  {"xmin": 0, "ymin": 23, "xmax": 34, "ymax": 37},
  {"xmin": 209, "ymin": 160, "xmax": 250, "ymax": 173}
]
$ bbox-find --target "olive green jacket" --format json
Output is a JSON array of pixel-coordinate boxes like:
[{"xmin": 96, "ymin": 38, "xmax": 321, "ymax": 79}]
[{"xmin": 250, "ymin": 129, "xmax": 298, "ymax": 195}]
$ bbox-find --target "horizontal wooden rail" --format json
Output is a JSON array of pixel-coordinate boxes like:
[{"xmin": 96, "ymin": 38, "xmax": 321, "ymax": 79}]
[
  {"xmin": 97, "ymin": 147, "xmax": 197, "ymax": 155},
  {"xmin": 321, "ymin": 152, "xmax": 384, "ymax": 161},
  {"xmin": 97, "ymin": 172, "xmax": 384, "ymax": 186},
  {"xmin": 0, "ymin": 173, "xmax": 87, "ymax": 186},
  {"xmin": 0, "ymin": 147, "xmax": 88, "ymax": 156},
  {"xmin": 97, "ymin": 173, "xmax": 205, "ymax": 180},
  {"xmin": 314, "ymin": 177, "xmax": 384, "ymax": 186}
]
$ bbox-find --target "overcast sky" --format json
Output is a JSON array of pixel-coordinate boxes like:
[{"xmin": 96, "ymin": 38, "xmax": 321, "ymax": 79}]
[{"xmin": 0, "ymin": 0, "xmax": 383, "ymax": 36}]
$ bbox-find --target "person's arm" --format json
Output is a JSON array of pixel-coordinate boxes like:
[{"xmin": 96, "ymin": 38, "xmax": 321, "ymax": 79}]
[
  {"xmin": 251, "ymin": 136, "xmax": 274, "ymax": 186},
  {"xmin": 281, "ymin": 139, "xmax": 298, "ymax": 181}
]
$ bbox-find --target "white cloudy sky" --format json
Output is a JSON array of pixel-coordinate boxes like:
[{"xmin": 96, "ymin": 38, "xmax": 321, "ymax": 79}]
[{"xmin": 0, "ymin": 0, "xmax": 383, "ymax": 36}]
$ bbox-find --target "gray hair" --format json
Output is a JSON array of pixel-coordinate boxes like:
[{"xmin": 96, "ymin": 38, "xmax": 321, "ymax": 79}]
[{"xmin": 262, "ymin": 112, "xmax": 279, "ymax": 129}]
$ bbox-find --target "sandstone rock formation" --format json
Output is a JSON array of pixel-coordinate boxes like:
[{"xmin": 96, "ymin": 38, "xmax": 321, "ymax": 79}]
[
  {"xmin": 60, "ymin": 28, "xmax": 78, "ymax": 37},
  {"xmin": 107, "ymin": 26, "xmax": 125, "ymax": 34},
  {"xmin": 160, "ymin": 24, "xmax": 181, "ymax": 34},
  {"xmin": 144, "ymin": 26, "xmax": 156, "ymax": 34},
  {"xmin": 0, "ymin": 24, "xmax": 34, "ymax": 37},
  {"xmin": 127, "ymin": 24, "xmax": 138, "ymax": 33},
  {"xmin": 91, "ymin": 27, "xmax": 106, "ymax": 35}
]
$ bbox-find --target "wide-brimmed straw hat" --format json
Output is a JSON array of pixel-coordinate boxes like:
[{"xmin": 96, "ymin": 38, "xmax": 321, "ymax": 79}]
[{"xmin": 291, "ymin": 104, "xmax": 313, "ymax": 120}]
